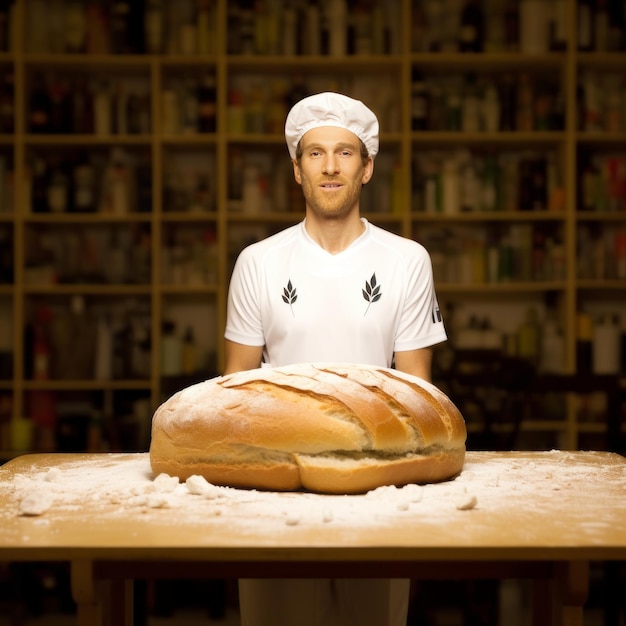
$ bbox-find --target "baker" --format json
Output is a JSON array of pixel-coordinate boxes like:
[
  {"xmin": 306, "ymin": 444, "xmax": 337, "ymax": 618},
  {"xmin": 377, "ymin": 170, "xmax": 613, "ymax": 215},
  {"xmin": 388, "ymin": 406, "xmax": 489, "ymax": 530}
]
[{"xmin": 224, "ymin": 91, "xmax": 447, "ymax": 626}]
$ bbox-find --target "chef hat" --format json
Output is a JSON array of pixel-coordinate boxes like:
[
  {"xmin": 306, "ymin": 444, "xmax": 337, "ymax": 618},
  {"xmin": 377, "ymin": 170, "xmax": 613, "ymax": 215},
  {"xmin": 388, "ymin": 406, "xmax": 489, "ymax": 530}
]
[{"xmin": 285, "ymin": 92, "xmax": 379, "ymax": 160}]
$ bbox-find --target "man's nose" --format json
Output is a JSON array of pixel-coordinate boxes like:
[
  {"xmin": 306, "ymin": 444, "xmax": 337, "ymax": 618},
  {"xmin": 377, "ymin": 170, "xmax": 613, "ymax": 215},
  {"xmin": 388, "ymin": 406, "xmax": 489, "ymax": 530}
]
[{"xmin": 322, "ymin": 154, "xmax": 339, "ymax": 175}]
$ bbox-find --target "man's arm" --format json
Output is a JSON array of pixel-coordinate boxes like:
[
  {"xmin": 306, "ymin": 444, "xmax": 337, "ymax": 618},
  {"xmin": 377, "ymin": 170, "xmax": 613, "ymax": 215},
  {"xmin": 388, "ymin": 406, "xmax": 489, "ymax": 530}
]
[
  {"xmin": 394, "ymin": 347, "xmax": 433, "ymax": 382},
  {"xmin": 223, "ymin": 339, "xmax": 264, "ymax": 375}
]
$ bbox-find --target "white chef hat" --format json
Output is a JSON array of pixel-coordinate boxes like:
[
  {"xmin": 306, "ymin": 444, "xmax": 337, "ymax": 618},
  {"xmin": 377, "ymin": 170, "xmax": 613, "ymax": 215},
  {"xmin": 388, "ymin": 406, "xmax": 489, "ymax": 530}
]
[{"xmin": 285, "ymin": 92, "xmax": 379, "ymax": 160}]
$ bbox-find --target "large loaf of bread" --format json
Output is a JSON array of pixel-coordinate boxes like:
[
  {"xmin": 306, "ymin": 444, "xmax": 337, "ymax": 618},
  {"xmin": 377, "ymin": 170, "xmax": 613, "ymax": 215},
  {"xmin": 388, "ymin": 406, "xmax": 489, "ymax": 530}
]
[{"xmin": 149, "ymin": 363, "xmax": 467, "ymax": 494}]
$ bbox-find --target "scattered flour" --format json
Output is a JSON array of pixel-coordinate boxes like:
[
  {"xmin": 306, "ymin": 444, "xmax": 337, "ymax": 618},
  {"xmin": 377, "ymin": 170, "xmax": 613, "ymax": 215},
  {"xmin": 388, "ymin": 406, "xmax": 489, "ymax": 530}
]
[
  {"xmin": 456, "ymin": 494, "xmax": 478, "ymax": 511},
  {"xmin": 0, "ymin": 452, "xmax": 624, "ymax": 541},
  {"xmin": 19, "ymin": 490, "xmax": 53, "ymax": 516}
]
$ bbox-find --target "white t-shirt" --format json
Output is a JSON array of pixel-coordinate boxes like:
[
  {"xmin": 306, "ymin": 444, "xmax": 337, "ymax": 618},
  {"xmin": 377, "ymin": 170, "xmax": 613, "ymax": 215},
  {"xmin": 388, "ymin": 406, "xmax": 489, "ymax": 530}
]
[{"xmin": 225, "ymin": 218, "xmax": 446, "ymax": 368}]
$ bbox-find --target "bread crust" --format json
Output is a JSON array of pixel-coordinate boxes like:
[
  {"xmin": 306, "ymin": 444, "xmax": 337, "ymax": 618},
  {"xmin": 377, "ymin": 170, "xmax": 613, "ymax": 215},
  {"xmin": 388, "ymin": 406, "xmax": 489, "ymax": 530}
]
[{"xmin": 149, "ymin": 363, "xmax": 467, "ymax": 494}]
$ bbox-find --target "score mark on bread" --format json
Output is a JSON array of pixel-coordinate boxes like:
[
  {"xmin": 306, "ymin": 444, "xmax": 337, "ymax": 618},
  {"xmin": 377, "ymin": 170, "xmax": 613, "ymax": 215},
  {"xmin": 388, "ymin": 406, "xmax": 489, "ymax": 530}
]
[{"xmin": 149, "ymin": 363, "xmax": 467, "ymax": 494}]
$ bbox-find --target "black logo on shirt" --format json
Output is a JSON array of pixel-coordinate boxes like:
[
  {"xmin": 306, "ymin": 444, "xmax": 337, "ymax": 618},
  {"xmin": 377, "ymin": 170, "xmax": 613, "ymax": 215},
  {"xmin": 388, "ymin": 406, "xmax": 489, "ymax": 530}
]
[
  {"xmin": 432, "ymin": 293, "xmax": 442, "ymax": 323},
  {"xmin": 282, "ymin": 279, "xmax": 297, "ymax": 316},
  {"xmin": 362, "ymin": 273, "xmax": 382, "ymax": 316}
]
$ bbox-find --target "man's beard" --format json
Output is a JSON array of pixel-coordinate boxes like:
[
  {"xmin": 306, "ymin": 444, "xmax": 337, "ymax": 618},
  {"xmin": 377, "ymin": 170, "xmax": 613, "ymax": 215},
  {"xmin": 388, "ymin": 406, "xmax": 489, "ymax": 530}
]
[{"xmin": 301, "ymin": 176, "xmax": 361, "ymax": 217}]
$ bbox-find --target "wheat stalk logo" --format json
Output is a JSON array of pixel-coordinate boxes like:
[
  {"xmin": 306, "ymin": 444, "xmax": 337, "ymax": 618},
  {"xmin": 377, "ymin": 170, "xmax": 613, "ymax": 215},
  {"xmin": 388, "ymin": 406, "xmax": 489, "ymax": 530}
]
[
  {"xmin": 282, "ymin": 279, "xmax": 297, "ymax": 316},
  {"xmin": 362, "ymin": 272, "xmax": 382, "ymax": 316}
]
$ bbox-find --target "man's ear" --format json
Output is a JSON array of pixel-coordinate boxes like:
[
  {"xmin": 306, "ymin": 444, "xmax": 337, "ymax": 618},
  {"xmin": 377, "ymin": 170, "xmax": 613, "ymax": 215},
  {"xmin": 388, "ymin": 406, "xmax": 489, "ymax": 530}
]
[
  {"xmin": 362, "ymin": 157, "xmax": 374, "ymax": 185},
  {"xmin": 292, "ymin": 159, "xmax": 302, "ymax": 185}
]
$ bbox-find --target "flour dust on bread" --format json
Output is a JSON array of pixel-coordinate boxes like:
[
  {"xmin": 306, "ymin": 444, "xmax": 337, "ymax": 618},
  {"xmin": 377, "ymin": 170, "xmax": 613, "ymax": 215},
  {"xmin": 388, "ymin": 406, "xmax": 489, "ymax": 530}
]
[{"xmin": 149, "ymin": 363, "xmax": 467, "ymax": 494}]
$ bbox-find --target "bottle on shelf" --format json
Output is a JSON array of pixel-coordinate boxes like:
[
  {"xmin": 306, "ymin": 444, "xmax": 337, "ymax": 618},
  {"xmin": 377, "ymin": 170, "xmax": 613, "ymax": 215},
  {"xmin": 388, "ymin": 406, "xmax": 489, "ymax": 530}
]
[
  {"xmin": 540, "ymin": 315, "xmax": 564, "ymax": 374},
  {"xmin": 99, "ymin": 148, "xmax": 135, "ymax": 214},
  {"xmin": 481, "ymin": 155, "xmax": 499, "ymax": 211},
  {"xmin": 549, "ymin": 0, "xmax": 567, "ymax": 51},
  {"xmin": 64, "ymin": 0, "xmax": 86, "ymax": 53},
  {"xmin": 197, "ymin": 0, "xmax": 214, "ymax": 54},
  {"xmin": 516, "ymin": 73, "xmax": 534, "ymax": 131},
  {"xmin": 46, "ymin": 159, "xmax": 69, "ymax": 213},
  {"xmin": 95, "ymin": 311, "xmax": 113, "ymax": 381},
  {"xmin": 181, "ymin": 326, "xmax": 196, "ymax": 375},
  {"xmin": 71, "ymin": 77, "xmax": 94, "ymax": 134},
  {"xmin": 593, "ymin": 0, "xmax": 609, "ymax": 51},
  {"xmin": 53, "ymin": 295, "xmax": 97, "ymax": 379},
  {"xmin": 519, "ymin": 0, "xmax": 549, "ymax": 54},
  {"xmin": 161, "ymin": 321, "xmax": 181, "ymax": 377},
  {"xmin": 29, "ymin": 387, "xmax": 56, "ymax": 452},
  {"xmin": 48, "ymin": 77, "xmax": 72, "ymax": 134},
  {"xmin": 504, "ymin": 1, "xmax": 519, "ymax": 50},
  {"xmin": 606, "ymin": 0, "xmax": 624, "ymax": 50},
  {"xmin": 411, "ymin": 69, "xmax": 430, "ymax": 131},
  {"xmin": 580, "ymin": 73, "xmax": 601, "ymax": 132},
  {"xmin": 32, "ymin": 307, "xmax": 53, "ymax": 381},
  {"xmin": 197, "ymin": 74, "xmax": 217, "ymax": 133},
  {"xmin": 459, "ymin": 0, "xmax": 484, "ymax": 52},
  {"xmin": 235, "ymin": 1, "xmax": 253, "ymax": 54},
  {"xmin": 576, "ymin": 312, "xmax": 594, "ymax": 374},
  {"xmin": 441, "ymin": 155, "xmax": 461, "ymax": 215},
  {"xmin": 85, "ymin": 0, "xmax": 110, "ymax": 54},
  {"xmin": 481, "ymin": 83, "xmax": 501, "ymax": 132},
  {"xmin": 445, "ymin": 88, "xmax": 462, "ymax": 131},
  {"xmin": 93, "ymin": 80, "xmax": 112, "ymax": 135},
  {"xmin": 29, "ymin": 76, "xmax": 51, "ymax": 134},
  {"xmin": 112, "ymin": 311, "xmax": 133, "ymax": 379},
  {"xmin": 577, "ymin": 0, "xmax": 594, "ymax": 51},
  {"xmin": 304, "ymin": 0, "xmax": 321, "ymax": 55},
  {"xmin": 327, "ymin": 0, "xmax": 347, "ymax": 56},
  {"xmin": 461, "ymin": 75, "xmax": 481, "ymax": 132},
  {"xmin": 242, "ymin": 164, "xmax": 264, "ymax": 214},
  {"xmin": 110, "ymin": 0, "xmax": 133, "ymax": 54},
  {"xmin": 179, "ymin": 80, "xmax": 198, "ymax": 133},
  {"xmin": 177, "ymin": 0, "xmax": 197, "ymax": 55},
  {"xmin": 351, "ymin": 0, "xmax": 373, "ymax": 55},
  {"xmin": 144, "ymin": 0, "xmax": 163, "ymax": 54},
  {"xmin": 0, "ymin": 69, "xmax": 14, "ymax": 133},
  {"xmin": 459, "ymin": 157, "xmax": 481, "ymax": 212},
  {"xmin": 113, "ymin": 81, "xmax": 128, "ymax": 134},
  {"xmin": 517, "ymin": 307, "xmax": 541, "ymax": 367},
  {"xmin": 226, "ymin": 3, "xmax": 242, "ymax": 54},
  {"xmin": 245, "ymin": 83, "xmax": 265, "ymax": 133},
  {"xmin": 228, "ymin": 148, "xmax": 244, "ymax": 203},
  {"xmin": 203, "ymin": 229, "xmax": 219, "ymax": 284},
  {"xmin": 130, "ymin": 307, "xmax": 151, "ymax": 379},
  {"xmin": 592, "ymin": 314, "xmax": 620, "ymax": 374}
]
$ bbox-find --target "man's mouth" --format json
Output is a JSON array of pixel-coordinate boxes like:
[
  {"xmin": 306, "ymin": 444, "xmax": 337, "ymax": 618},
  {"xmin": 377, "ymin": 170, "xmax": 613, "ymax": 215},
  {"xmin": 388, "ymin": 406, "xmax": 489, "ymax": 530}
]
[{"xmin": 320, "ymin": 182, "xmax": 342, "ymax": 189}]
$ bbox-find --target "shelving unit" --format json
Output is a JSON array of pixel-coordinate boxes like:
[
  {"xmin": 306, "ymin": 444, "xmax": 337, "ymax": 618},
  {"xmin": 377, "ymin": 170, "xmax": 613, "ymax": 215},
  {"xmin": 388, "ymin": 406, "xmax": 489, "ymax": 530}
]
[{"xmin": 0, "ymin": 0, "xmax": 624, "ymax": 458}]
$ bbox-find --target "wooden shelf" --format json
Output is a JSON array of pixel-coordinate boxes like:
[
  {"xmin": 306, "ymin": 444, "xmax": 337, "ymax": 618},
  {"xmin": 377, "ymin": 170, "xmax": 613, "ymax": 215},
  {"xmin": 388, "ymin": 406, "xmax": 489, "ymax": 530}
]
[{"xmin": 0, "ymin": 0, "xmax": 624, "ymax": 456}]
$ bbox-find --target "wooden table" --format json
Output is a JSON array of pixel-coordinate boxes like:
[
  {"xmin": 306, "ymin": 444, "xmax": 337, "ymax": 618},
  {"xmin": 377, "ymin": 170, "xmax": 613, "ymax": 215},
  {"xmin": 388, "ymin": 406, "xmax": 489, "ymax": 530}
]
[{"xmin": 0, "ymin": 450, "xmax": 624, "ymax": 626}]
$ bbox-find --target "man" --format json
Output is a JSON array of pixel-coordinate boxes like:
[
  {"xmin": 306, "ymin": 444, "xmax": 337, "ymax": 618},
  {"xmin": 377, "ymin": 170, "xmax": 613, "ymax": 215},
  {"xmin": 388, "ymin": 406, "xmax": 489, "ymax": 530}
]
[{"xmin": 224, "ymin": 92, "xmax": 446, "ymax": 626}]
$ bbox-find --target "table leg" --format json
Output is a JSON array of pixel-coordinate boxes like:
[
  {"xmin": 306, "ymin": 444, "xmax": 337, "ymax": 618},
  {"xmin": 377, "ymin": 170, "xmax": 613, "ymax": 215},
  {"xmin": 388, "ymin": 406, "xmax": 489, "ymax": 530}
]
[
  {"xmin": 553, "ymin": 561, "xmax": 589, "ymax": 626},
  {"xmin": 109, "ymin": 578, "xmax": 134, "ymax": 626},
  {"xmin": 532, "ymin": 579, "xmax": 553, "ymax": 626},
  {"xmin": 71, "ymin": 560, "xmax": 102, "ymax": 626}
]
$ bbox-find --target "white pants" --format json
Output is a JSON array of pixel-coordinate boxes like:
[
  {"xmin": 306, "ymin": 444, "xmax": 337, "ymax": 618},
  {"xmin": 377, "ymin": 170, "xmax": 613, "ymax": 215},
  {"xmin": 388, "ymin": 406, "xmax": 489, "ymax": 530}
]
[{"xmin": 238, "ymin": 578, "xmax": 410, "ymax": 626}]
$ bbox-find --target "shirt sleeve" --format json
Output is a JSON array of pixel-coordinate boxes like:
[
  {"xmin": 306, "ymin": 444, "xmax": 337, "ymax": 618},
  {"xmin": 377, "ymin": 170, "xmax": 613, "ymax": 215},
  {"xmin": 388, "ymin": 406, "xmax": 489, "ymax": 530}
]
[
  {"xmin": 394, "ymin": 244, "xmax": 447, "ymax": 352},
  {"xmin": 224, "ymin": 248, "xmax": 266, "ymax": 347}
]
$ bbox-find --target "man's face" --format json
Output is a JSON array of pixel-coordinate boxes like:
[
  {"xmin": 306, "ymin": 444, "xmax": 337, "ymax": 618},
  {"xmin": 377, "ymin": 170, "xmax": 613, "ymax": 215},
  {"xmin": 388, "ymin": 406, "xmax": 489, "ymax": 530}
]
[{"xmin": 293, "ymin": 126, "xmax": 374, "ymax": 218}]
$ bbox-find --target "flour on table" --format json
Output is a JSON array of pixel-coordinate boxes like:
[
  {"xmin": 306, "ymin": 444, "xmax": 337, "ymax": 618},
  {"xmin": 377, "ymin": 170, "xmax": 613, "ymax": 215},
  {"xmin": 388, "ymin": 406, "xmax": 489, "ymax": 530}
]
[
  {"xmin": 0, "ymin": 451, "xmax": 624, "ymax": 540},
  {"xmin": 19, "ymin": 490, "xmax": 53, "ymax": 516},
  {"xmin": 456, "ymin": 494, "xmax": 478, "ymax": 511}
]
